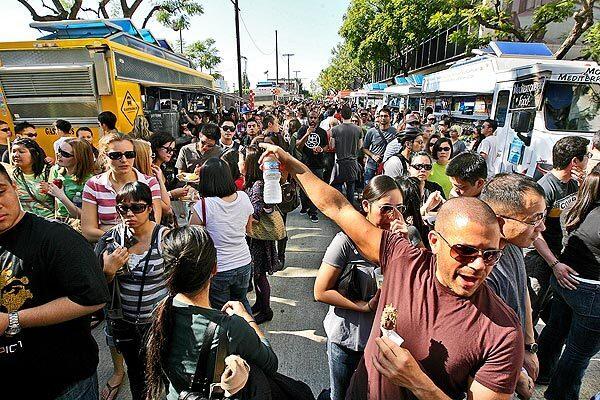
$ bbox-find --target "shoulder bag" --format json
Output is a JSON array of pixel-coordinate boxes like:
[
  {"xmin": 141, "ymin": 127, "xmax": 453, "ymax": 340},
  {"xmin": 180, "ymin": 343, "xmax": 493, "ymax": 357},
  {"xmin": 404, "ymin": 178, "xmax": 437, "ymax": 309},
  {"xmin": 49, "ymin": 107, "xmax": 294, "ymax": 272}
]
[
  {"xmin": 335, "ymin": 238, "xmax": 377, "ymax": 302},
  {"xmin": 279, "ymin": 179, "xmax": 300, "ymax": 214},
  {"xmin": 103, "ymin": 224, "xmax": 161, "ymax": 345},
  {"xmin": 374, "ymin": 128, "xmax": 389, "ymax": 176},
  {"xmin": 247, "ymin": 207, "xmax": 286, "ymax": 241}
]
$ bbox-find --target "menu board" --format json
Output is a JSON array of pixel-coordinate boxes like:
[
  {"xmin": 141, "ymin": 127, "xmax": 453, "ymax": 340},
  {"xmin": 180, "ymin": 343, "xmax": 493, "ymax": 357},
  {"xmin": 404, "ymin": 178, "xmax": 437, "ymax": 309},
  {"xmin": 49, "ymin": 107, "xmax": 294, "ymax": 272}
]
[{"xmin": 510, "ymin": 78, "xmax": 545, "ymax": 110}]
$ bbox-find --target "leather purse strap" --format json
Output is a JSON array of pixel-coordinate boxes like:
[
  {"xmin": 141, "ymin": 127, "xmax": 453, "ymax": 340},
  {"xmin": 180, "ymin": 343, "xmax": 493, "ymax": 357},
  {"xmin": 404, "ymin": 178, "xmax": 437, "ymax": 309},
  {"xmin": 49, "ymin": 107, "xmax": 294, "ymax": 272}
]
[{"xmin": 190, "ymin": 321, "xmax": 218, "ymax": 394}]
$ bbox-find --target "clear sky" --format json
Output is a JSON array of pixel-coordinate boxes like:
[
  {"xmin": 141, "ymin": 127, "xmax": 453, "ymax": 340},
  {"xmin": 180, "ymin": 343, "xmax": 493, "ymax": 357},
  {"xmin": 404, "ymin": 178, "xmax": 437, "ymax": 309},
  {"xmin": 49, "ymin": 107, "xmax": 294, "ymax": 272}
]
[{"xmin": 3, "ymin": 0, "xmax": 350, "ymax": 91}]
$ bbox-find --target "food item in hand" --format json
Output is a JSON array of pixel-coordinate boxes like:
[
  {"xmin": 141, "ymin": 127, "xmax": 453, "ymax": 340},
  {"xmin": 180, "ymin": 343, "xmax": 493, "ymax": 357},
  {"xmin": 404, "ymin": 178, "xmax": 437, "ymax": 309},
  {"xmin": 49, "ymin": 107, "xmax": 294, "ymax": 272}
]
[
  {"xmin": 381, "ymin": 304, "xmax": 398, "ymax": 331},
  {"xmin": 53, "ymin": 179, "xmax": 63, "ymax": 189},
  {"xmin": 178, "ymin": 172, "xmax": 199, "ymax": 182}
]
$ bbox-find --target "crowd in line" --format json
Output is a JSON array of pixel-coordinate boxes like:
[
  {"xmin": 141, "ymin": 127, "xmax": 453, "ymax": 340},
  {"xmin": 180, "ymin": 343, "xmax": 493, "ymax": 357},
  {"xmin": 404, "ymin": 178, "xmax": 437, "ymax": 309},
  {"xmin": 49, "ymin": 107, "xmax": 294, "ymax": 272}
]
[{"xmin": 0, "ymin": 100, "xmax": 598, "ymax": 400}]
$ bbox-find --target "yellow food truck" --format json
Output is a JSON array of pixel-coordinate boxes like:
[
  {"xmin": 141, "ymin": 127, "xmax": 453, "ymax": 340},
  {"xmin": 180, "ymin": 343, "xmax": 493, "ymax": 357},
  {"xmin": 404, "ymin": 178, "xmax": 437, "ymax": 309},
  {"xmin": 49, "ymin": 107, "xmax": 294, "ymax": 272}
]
[{"xmin": 0, "ymin": 19, "xmax": 223, "ymax": 155}]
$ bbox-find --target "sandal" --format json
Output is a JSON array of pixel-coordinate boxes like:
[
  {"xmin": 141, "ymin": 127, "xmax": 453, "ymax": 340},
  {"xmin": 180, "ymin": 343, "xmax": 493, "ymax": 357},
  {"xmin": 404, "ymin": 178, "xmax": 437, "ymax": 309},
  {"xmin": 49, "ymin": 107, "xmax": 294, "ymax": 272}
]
[{"xmin": 101, "ymin": 381, "xmax": 122, "ymax": 400}]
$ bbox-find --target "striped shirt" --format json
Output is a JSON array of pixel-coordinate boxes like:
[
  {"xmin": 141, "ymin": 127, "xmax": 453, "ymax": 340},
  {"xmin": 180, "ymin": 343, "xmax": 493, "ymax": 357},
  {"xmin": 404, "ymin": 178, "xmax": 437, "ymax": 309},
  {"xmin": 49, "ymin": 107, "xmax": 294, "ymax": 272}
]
[
  {"xmin": 117, "ymin": 224, "xmax": 168, "ymax": 322},
  {"xmin": 82, "ymin": 168, "xmax": 161, "ymax": 226}
]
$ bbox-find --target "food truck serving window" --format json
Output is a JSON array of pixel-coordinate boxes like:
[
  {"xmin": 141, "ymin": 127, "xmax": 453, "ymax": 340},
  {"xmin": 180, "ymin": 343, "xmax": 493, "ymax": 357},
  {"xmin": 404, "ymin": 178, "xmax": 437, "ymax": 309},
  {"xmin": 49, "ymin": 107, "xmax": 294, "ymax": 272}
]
[{"xmin": 544, "ymin": 82, "xmax": 600, "ymax": 133}]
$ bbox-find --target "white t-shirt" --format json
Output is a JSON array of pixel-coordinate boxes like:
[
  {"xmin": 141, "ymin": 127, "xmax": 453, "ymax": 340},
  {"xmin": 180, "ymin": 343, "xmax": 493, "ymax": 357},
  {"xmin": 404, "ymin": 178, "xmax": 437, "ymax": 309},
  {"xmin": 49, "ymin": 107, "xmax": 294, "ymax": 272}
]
[
  {"xmin": 193, "ymin": 191, "xmax": 253, "ymax": 272},
  {"xmin": 477, "ymin": 135, "xmax": 498, "ymax": 178}
]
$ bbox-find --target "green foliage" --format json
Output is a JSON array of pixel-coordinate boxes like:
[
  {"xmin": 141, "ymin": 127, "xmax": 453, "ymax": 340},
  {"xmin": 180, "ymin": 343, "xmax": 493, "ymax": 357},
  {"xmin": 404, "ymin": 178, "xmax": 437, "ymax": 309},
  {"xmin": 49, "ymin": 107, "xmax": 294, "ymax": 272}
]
[
  {"xmin": 583, "ymin": 22, "xmax": 600, "ymax": 61},
  {"xmin": 185, "ymin": 38, "xmax": 222, "ymax": 72},
  {"xmin": 318, "ymin": 42, "xmax": 368, "ymax": 94},
  {"xmin": 155, "ymin": 0, "xmax": 203, "ymax": 30}
]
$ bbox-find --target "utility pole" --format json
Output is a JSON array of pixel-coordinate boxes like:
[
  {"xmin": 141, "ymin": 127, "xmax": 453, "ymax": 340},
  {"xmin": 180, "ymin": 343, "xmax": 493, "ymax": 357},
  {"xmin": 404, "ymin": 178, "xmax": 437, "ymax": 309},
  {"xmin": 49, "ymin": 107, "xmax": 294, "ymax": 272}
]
[
  {"xmin": 275, "ymin": 30, "xmax": 279, "ymax": 87},
  {"xmin": 294, "ymin": 70, "xmax": 301, "ymax": 95},
  {"xmin": 233, "ymin": 0, "xmax": 243, "ymax": 97},
  {"xmin": 283, "ymin": 53, "xmax": 294, "ymax": 92}
]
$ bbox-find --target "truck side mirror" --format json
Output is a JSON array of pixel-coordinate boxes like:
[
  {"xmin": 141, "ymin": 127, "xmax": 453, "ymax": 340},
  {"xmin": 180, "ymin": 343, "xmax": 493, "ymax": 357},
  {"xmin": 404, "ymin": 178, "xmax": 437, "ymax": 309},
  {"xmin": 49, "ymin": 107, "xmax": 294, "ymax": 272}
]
[{"xmin": 511, "ymin": 111, "xmax": 534, "ymax": 146}]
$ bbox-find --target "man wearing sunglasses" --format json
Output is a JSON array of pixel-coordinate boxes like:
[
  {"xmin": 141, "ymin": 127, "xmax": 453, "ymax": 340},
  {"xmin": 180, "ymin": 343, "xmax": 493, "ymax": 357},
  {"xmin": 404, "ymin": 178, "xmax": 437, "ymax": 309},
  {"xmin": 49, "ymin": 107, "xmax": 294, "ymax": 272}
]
[
  {"xmin": 219, "ymin": 120, "xmax": 240, "ymax": 153},
  {"xmin": 257, "ymin": 143, "xmax": 523, "ymax": 400},
  {"xmin": 175, "ymin": 123, "xmax": 222, "ymax": 173},
  {"xmin": 481, "ymin": 174, "xmax": 547, "ymax": 398},
  {"xmin": 0, "ymin": 120, "xmax": 10, "ymax": 162}
]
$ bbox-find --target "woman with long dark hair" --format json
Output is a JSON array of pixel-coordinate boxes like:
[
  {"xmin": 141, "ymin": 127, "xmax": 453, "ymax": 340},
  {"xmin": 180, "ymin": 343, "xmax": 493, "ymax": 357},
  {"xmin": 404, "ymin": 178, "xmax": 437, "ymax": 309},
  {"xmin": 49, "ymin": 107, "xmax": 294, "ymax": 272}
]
[
  {"xmin": 428, "ymin": 137, "xmax": 453, "ymax": 198},
  {"xmin": 314, "ymin": 175, "xmax": 412, "ymax": 400},
  {"xmin": 408, "ymin": 151, "xmax": 445, "ymax": 218},
  {"xmin": 97, "ymin": 181, "xmax": 168, "ymax": 400},
  {"xmin": 9, "ymin": 137, "xmax": 53, "ymax": 218},
  {"xmin": 145, "ymin": 226, "xmax": 278, "ymax": 400},
  {"xmin": 244, "ymin": 145, "xmax": 282, "ymax": 324},
  {"xmin": 394, "ymin": 176, "xmax": 429, "ymax": 248},
  {"xmin": 189, "ymin": 157, "xmax": 254, "ymax": 312},
  {"xmin": 536, "ymin": 165, "xmax": 600, "ymax": 399}
]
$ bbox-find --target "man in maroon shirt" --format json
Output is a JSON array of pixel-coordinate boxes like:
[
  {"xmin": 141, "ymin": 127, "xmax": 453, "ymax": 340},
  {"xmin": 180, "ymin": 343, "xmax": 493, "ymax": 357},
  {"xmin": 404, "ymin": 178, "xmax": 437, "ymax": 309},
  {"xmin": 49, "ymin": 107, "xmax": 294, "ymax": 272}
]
[{"xmin": 258, "ymin": 143, "xmax": 524, "ymax": 400}]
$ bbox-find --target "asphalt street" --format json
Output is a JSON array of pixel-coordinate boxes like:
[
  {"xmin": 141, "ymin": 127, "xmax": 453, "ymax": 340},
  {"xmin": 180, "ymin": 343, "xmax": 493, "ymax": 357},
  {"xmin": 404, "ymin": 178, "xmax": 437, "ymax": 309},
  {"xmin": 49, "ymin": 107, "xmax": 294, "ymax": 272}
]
[{"xmin": 94, "ymin": 209, "xmax": 599, "ymax": 399}]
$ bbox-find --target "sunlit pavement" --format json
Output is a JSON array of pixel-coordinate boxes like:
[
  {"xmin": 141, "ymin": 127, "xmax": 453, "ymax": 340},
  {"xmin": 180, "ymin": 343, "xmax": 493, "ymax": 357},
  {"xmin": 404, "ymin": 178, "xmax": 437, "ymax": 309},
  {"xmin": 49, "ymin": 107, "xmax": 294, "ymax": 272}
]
[{"xmin": 93, "ymin": 208, "xmax": 599, "ymax": 399}]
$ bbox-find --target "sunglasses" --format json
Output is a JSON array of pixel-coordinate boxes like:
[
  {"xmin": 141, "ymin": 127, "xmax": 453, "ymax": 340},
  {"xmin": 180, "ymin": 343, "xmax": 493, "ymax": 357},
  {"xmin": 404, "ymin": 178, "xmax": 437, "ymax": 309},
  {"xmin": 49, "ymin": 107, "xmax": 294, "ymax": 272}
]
[
  {"xmin": 107, "ymin": 151, "xmax": 136, "ymax": 160},
  {"xmin": 160, "ymin": 146, "xmax": 175, "ymax": 154},
  {"xmin": 376, "ymin": 203, "xmax": 407, "ymax": 215},
  {"xmin": 58, "ymin": 148, "xmax": 73, "ymax": 158},
  {"xmin": 25, "ymin": 133, "xmax": 38, "ymax": 138},
  {"xmin": 411, "ymin": 163, "xmax": 432, "ymax": 171},
  {"xmin": 222, "ymin": 126, "xmax": 236, "ymax": 132},
  {"xmin": 438, "ymin": 146, "xmax": 451, "ymax": 152},
  {"xmin": 0, "ymin": 128, "xmax": 10, "ymax": 132},
  {"xmin": 435, "ymin": 231, "xmax": 503, "ymax": 266},
  {"xmin": 116, "ymin": 203, "xmax": 150, "ymax": 215},
  {"xmin": 498, "ymin": 212, "xmax": 546, "ymax": 227}
]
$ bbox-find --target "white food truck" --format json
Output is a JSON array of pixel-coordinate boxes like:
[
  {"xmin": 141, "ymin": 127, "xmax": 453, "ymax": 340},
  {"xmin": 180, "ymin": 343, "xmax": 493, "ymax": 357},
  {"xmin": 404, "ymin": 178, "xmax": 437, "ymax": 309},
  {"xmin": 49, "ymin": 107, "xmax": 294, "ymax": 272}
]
[{"xmin": 421, "ymin": 42, "xmax": 600, "ymax": 178}]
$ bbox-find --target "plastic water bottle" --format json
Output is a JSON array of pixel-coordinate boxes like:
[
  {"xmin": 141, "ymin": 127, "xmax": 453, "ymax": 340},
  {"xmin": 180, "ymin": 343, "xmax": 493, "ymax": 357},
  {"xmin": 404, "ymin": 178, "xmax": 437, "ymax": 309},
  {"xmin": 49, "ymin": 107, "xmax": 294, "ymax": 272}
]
[
  {"xmin": 72, "ymin": 191, "xmax": 82, "ymax": 208},
  {"xmin": 263, "ymin": 157, "xmax": 282, "ymax": 204}
]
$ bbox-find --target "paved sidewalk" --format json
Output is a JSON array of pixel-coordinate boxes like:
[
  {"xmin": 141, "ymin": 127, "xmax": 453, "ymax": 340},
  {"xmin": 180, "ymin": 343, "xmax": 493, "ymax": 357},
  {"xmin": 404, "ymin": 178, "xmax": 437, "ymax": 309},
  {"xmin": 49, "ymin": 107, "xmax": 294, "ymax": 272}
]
[{"xmin": 93, "ymin": 209, "xmax": 600, "ymax": 399}]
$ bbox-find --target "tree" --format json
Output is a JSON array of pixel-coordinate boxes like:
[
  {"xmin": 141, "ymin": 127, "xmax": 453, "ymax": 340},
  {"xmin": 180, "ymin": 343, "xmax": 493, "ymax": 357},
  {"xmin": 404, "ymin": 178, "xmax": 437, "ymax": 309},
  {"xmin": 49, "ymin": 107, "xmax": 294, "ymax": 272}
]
[
  {"xmin": 339, "ymin": 0, "xmax": 446, "ymax": 70},
  {"xmin": 17, "ymin": 0, "xmax": 203, "ymax": 31},
  {"xmin": 185, "ymin": 38, "xmax": 222, "ymax": 73},
  {"xmin": 583, "ymin": 22, "xmax": 600, "ymax": 61},
  {"xmin": 318, "ymin": 42, "xmax": 369, "ymax": 94},
  {"xmin": 428, "ymin": 0, "xmax": 596, "ymax": 59}
]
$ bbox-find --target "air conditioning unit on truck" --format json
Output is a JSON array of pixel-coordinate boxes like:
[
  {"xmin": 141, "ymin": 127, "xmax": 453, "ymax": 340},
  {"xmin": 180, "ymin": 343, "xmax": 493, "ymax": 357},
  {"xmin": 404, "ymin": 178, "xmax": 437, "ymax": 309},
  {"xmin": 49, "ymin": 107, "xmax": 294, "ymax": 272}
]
[{"xmin": 421, "ymin": 42, "xmax": 600, "ymax": 178}]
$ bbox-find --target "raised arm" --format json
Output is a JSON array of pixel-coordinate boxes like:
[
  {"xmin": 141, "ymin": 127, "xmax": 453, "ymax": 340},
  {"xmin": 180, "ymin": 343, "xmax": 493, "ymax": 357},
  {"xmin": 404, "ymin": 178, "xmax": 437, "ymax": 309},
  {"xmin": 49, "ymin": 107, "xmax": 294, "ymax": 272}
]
[{"xmin": 258, "ymin": 143, "xmax": 382, "ymax": 263}]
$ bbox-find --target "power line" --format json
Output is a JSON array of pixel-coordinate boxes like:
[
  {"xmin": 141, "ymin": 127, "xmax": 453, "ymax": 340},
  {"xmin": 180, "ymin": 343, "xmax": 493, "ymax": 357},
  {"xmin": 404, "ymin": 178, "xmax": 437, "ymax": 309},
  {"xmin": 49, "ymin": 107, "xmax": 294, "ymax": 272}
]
[{"xmin": 238, "ymin": 12, "xmax": 274, "ymax": 56}]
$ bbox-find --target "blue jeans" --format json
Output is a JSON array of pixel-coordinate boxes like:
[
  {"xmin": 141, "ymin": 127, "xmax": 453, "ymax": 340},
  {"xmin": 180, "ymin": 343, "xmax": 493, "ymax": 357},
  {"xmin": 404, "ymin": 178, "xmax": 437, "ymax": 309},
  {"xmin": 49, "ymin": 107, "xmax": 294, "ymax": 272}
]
[
  {"xmin": 364, "ymin": 166, "xmax": 377, "ymax": 186},
  {"xmin": 333, "ymin": 180, "xmax": 356, "ymax": 207},
  {"xmin": 537, "ymin": 276, "xmax": 600, "ymax": 400},
  {"xmin": 327, "ymin": 341, "xmax": 363, "ymax": 400},
  {"xmin": 210, "ymin": 262, "xmax": 252, "ymax": 314},
  {"xmin": 55, "ymin": 373, "xmax": 98, "ymax": 400}
]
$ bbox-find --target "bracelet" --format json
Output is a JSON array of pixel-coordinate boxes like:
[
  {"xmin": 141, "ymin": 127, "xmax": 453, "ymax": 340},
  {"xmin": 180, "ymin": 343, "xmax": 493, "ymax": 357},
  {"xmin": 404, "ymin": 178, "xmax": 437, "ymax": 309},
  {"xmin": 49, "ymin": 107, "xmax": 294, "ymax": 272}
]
[
  {"xmin": 246, "ymin": 319, "xmax": 256, "ymax": 324},
  {"xmin": 549, "ymin": 259, "xmax": 560, "ymax": 269}
]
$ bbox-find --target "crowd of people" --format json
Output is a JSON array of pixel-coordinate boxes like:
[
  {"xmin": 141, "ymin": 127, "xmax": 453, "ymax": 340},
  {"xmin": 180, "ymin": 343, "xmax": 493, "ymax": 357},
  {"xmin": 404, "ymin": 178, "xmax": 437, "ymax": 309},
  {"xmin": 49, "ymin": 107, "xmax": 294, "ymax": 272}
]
[{"xmin": 0, "ymin": 100, "xmax": 598, "ymax": 400}]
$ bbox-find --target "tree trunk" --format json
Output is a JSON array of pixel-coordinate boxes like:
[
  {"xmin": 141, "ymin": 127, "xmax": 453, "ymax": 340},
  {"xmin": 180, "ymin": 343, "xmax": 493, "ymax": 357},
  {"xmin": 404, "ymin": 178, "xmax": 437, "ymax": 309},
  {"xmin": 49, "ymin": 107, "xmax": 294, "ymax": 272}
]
[
  {"xmin": 554, "ymin": 0, "xmax": 596, "ymax": 59},
  {"xmin": 142, "ymin": 5, "xmax": 161, "ymax": 28}
]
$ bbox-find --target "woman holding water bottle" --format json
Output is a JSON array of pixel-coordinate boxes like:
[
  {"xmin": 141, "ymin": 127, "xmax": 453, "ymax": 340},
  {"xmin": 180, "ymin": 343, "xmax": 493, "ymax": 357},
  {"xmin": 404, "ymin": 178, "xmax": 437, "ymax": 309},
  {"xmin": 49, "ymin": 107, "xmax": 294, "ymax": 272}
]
[
  {"xmin": 42, "ymin": 138, "xmax": 95, "ymax": 226},
  {"xmin": 314, "ymin": 175, "xmax": 409, "ymax": 400}
]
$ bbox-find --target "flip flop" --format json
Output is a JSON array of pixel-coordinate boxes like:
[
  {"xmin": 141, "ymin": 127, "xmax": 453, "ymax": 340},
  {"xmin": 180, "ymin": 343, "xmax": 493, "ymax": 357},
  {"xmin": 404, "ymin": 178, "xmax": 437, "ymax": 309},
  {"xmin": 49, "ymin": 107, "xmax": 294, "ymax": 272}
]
[{"xmin": 101, "ymin": 381, "xmax": 122, "ymax": 400}]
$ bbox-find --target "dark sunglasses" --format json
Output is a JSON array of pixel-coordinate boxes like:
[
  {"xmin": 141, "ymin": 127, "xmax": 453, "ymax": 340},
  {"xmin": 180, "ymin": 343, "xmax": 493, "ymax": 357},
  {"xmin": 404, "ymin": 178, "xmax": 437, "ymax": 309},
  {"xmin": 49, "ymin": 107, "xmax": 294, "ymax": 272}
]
[
  {"xmin": 376, "ymin": 203, "xmax": 407, "ymax": 215},
  {"xmin": 222, "ymin": 126, "xmax": 236, "ymax": 132},
  {"xmin": 0, "ymin": 128, "xmax": 10, "ymax": 132},
  {"xmin": 58, "ymin": 148, "xmax": 74, "ymax": 158},
  {"xmin": 435, "ymin": 231, "xmax": 503, "ymax": 266},
  {"xmin": 116, "ymin": 203, "xmax": 150, "ymax": 215},
  {"xmin": 438, "ymin": 146, "xmax": 451, "ymax": 152},
  {"xmin": 411, "ymin": 163, "xmax": 432, "ymax": 171},
  {"xmin": 25, "ymin": 133, "xmax": 38, "ymax": 138},
  {"xmin": 160, "ymin": 146, "xmax": 174, "ymax": 154},
  {"xmin": 107, "ymin": 151, "xmax": 136, "ymax": 160}
]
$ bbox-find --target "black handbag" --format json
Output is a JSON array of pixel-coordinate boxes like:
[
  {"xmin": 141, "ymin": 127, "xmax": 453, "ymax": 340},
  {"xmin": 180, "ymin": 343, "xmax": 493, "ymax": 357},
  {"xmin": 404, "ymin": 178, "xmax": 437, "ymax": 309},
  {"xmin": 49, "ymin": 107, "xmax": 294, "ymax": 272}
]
[
  {"xmin": 279, "ymin": 179, "xmax": 300, "ymax": 214},
  {"xmin": 335, "ymin": 239, "xmax": 377, "ymax": 302},
  {"xmin": 179, "ymin": 320, "xmax": 228, "ymax": 400}
]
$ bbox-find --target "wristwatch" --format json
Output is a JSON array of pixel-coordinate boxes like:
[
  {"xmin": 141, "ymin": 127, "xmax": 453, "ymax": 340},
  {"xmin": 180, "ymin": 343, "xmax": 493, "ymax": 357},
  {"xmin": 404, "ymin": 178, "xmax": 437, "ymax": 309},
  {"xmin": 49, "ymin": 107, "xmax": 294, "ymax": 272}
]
[
  {"xmin": 5, "ymin": 312, "xmax": 21, "ymax": 337},
  {"xmin": 525, "ymin": 343, "xmax": 538, "ymax": 354}
]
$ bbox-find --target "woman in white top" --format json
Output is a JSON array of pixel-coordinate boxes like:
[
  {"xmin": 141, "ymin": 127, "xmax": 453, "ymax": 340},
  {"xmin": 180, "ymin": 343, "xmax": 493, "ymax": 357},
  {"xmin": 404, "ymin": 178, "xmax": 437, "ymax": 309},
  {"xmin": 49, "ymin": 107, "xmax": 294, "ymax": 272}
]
[{"xmin": 189, "ymin": 157, "xmax": 254, "ymax": 312}]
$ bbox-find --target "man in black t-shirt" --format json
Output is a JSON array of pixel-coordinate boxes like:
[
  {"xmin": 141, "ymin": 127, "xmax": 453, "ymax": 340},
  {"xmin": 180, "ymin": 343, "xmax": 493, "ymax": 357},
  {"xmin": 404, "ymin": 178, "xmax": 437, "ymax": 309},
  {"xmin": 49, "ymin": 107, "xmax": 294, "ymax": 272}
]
[
  {"xmin": 525, "ymin": 136, "xmax": 589, "ymax": 326},
  {"xmin": 0, "ymin": 164, "xmax": 109, "ymax": 399},
  {"xmin": 295, "ymin": 110, "xmax": 328, "ymax": 222}
]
